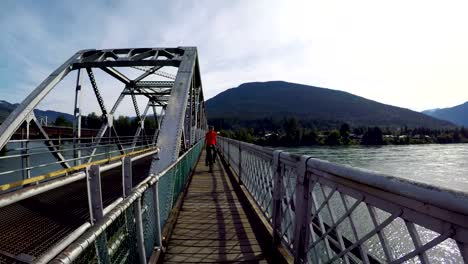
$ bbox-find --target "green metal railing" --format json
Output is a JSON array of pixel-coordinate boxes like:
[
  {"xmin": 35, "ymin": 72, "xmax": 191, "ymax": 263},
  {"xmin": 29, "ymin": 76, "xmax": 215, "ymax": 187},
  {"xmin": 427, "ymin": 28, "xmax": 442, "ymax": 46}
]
[{"xmin": 48, "ymin": 140, "xmax": 204, "ymax": 264}]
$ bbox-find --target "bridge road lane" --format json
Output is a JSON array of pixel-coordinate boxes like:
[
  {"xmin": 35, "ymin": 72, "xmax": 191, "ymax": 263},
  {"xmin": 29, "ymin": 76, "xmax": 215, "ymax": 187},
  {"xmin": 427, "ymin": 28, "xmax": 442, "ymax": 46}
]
[
  {"xmin": 163, "ymin": 151, "xmax": 271, "ymax": 263},
  {"xmin": 0, "ymin": 156, "xmax": 153, "ymax": 264}
]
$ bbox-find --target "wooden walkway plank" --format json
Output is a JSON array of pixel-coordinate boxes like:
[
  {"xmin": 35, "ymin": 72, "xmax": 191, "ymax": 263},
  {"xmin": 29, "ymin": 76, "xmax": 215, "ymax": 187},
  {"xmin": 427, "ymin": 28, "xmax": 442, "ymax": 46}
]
[{"xmin": 163, "ymin": 150, "xmax": 270, "ymax": 263}]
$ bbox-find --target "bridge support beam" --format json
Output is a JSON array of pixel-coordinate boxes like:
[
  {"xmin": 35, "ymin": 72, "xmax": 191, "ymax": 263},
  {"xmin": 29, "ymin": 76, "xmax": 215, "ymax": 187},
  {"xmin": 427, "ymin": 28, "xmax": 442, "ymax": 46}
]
[
  {"xmin": 150, "ymin": 48, "xmax": 197, "ymax": 174},
  {"xmin": 73, "ymin": 68, "xmax": 83, "ymax": 166}
]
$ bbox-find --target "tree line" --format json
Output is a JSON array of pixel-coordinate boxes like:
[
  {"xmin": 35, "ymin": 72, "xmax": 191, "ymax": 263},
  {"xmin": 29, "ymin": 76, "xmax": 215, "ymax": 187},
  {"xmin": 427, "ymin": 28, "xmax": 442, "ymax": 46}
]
[
  {"xmin": 218, "ymin": 117, "xmax": 468, "ymax": 146},
  {"xmin": 52, "ymin": 113, "xmax": 158, "ymax": 136}
]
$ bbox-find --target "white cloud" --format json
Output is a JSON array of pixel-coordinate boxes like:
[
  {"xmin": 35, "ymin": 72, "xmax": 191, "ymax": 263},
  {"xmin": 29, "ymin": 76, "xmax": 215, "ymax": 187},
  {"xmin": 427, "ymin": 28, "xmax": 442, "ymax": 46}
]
[{"xmin": 1, "ymin": 0, "xmax": 468, "ymax": 116}]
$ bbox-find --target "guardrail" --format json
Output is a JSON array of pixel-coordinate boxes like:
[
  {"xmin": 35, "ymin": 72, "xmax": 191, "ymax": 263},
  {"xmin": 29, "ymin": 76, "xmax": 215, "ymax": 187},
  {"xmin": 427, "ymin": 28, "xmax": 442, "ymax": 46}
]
[
  {"xmin": 38, "ymin": 140, "xmax": 204, "ymax": 264},
  {"xmin": 217, "ymin": 137, "xmax": 468, "ymax": 264},
  {"xmin": 0, "ymin": 135, "xmax": 156, "ymax": 190}
]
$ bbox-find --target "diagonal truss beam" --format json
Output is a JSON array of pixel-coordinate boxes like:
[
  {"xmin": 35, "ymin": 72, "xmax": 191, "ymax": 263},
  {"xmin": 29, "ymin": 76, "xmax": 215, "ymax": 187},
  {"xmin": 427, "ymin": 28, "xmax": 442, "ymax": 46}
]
[
  {"xmin": 100, "ymin": 67, "xmax": 130, "ymax": 84},
  {"xmin": 134, "ymin": 66, "xmax": 162, "ymax": 82},
  {"xmin": 86, "ymin": 68, "xmax": 108, "ymax": 116},
  {"xmin": 30, "ymin": 115, "xmax": 71, "ymax": 169},
  {"xmin": 0, "ymin": 50, "xmax": 86, "ymax": 149},
  {"xmin": 132, "ymin": 66, "xmax": 176, "ymax": 80},
  {"xmin": 131, "ymin": 93, "xmax": 141, "ymax": 120},
  {"xmin": 87, "ymin": 93, "xmax": 126, "ymax": 163}
]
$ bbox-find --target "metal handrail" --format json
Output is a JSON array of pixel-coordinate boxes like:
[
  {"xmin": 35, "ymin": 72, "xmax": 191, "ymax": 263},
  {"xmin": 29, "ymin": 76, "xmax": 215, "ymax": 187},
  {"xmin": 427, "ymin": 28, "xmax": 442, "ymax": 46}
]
[
  {"xmin": 0, "ymin": 135, "xmax": 156, "ymax": 188},
  {"xmin": 3, "ymin": 136, "xmax": 154, "ymax": 154},
  {"xmin": 8, "ymin": 135, "xmax": 152, "ymax": 144},
  {"xmin": 48, "ymin": 140, "xmax": 204, "ymax": 264},
  {"xmin": 0, "ymin": 140, "xmax": 154, "ymax": 167},
  {"xmin": 0, "ymin": 147, "xmax": 159, "ymax": 207},
  {"xmin": 217, "ymin": 136, "xmax": 468, "ymax": 264}
]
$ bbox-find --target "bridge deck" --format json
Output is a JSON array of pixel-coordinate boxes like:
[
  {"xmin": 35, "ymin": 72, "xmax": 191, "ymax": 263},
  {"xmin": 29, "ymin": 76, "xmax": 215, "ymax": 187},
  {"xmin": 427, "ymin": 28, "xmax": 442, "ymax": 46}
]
[{"xmin": 163, "ymin": 151, "xmax": 270, "ymax": 263}]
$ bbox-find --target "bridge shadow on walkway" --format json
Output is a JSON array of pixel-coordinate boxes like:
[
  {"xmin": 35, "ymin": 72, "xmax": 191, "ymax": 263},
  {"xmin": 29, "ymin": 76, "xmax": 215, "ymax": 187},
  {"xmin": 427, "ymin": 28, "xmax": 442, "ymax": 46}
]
[{"xmin": 163, "ymin": 150, "xmax": 271, "ymax": 263}]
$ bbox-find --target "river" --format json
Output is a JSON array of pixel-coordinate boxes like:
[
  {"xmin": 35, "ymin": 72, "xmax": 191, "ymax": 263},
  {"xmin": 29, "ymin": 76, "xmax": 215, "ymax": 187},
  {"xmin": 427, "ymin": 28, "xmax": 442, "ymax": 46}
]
[
  {"xmin": 287, "ymin": 143, "xmax": 468, "ymax": 193},
  {"xmin": 287, "ymin": 143, "xmax": 467, "ymax": 263}
]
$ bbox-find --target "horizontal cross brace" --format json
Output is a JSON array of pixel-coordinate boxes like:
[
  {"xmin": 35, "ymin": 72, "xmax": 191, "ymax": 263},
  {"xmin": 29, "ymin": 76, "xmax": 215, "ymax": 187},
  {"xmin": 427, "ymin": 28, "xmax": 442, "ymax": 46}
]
[
  {"xmin": 136, "ymin": 81, "xmax": 174, "ymax": 88},
  {"xmin": 122, "ymin": 92, "xmax": 171, "ymax": 96},
  {"xmin": 72, "ymin": 60, "xmax": 180, "ymax": 69}
]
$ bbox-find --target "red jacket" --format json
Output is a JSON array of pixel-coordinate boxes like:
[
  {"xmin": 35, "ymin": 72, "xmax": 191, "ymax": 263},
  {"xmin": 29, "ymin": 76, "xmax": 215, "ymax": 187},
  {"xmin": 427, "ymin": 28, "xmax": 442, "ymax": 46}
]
[{"xmin": 205, "ymin": 131, "xmax": 217, "ymax": 145}]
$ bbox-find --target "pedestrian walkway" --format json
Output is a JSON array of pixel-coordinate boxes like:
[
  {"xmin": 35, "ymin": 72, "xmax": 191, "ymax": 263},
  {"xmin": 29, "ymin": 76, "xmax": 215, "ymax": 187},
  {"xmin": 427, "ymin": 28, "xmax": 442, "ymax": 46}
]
[{"xmin": 163, "ymin": 151, "xmax": 270, "ymax": 263}]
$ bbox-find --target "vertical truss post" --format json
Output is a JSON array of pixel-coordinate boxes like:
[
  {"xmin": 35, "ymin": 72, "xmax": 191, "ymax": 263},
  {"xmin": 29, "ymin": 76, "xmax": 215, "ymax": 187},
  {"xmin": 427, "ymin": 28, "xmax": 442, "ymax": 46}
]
[
  {"xmin": 271, "ymin": 150, "xmax": 284, "ymax": 245},
  {"xmin": 107, "ymin": 128, "xmax": 111, "ymax": 160},
  {"xmin": 293, "ymin": 156, "xmax": 313, "ymax": 264},
  {"xmin": 86, "ymin": 165, "xmax": 111, "ymax": 264},
  {"xmin": 20, "ymin": 127, "xmax": 25, "ymax": 179},
  {"xmin": 23, "ymin": 119, "xmax": 31, "ymax": 179},
  {"xmin": 200, "ymin": 103, "xmax": 204, "ymax": 134},
  {"xmin": 151, "ymin": 105, "xmax": 160, "ymax": 145},
  {"xmin": 193, "ymin": 88, "xmax": 199, "ymax": 143},
  {"xmin": 188, "ymin": 84, "xmax": 193, "ymax": 146},
  {"xmin": 73, "ymin": 69, "xmax": 83, "ymax": 166}
]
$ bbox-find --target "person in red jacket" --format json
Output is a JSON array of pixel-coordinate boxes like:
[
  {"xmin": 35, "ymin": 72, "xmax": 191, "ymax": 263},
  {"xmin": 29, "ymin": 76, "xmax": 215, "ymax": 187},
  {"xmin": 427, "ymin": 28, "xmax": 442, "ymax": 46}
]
[{"xmin": 205, "ymin": 126, "xmax": 217, "ymax": 172}]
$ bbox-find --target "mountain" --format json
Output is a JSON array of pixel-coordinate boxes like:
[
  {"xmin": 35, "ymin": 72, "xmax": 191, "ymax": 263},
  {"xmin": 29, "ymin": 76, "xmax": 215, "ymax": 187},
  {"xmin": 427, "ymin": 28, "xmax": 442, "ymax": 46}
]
[
  {"xmin": 422, "ymin": 102, "xmax": 468, "ymax": 126},
  {"xmin": 0, "ymin": 100, "xmax": 17, "ymax": 121},
  {"xmin": 0, "ymin": 100, "xmax": 73, "ymax": 124},
  {"xmin": 206, "ymin": 81, "xmax": 455, "ymax": 129}
]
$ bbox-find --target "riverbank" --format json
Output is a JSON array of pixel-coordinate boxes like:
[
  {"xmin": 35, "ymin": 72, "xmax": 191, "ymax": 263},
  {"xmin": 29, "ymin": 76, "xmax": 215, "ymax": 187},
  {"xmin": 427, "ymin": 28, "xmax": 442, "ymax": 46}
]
[{"xmin": 220, "ymin": 124, "xmax": 468, "ymax": 147}]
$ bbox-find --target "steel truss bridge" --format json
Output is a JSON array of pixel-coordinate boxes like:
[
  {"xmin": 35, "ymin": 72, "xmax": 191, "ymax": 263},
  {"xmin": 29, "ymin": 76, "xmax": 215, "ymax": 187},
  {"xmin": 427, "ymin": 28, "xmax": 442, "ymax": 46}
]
[{"xmin": 0, "ymin": 47, "xmax": 467, "ymax": 264}]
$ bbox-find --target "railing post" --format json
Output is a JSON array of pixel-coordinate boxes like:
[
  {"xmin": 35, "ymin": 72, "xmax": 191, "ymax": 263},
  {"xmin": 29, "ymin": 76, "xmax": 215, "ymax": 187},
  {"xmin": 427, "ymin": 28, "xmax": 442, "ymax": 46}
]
[
  {"xmin": 293, "ymin": 156, "xmax": 313, "ymax": 264},
  {"xmin": 227, "ymin": 138, "xmax": 230, "ymax": 165},
  {"xmin": 122, "ymin": 157, "xmax": 132, "ymax": 197},
  {"xmin": 134, "ymin": 198, "xmax": 147, "ymax": 264},
  {"xmin": 87, "ymin": 165, "xmax": 111, "ymax": 264},
  {"xmin": 153, "ymin": 177, "xmax": 163, "ymax": 247},
  {"xmin": 238, "ymin": 142, "xmax": 242, "ymax": 184},
  {"xmin": 122, "ymin": 156, "xmax": 147, "ymax": 264},
  {"xmin": 271, "ymin": 150, "xmax": 284, "ymax": 246}
]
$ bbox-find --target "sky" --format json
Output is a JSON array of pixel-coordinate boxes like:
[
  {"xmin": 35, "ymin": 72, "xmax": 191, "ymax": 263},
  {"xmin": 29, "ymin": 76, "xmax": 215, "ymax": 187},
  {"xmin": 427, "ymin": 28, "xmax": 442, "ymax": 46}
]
[{"xmin": 1, "ymin": 0, "xmax": 468, "ymax": 116}]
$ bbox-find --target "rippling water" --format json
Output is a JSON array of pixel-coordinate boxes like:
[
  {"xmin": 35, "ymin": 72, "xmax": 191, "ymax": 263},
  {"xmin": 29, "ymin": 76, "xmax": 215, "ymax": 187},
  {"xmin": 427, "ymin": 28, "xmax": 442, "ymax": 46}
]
[
  {"xmin": 287, "ymin": 144, "xmax": 468, "ymax": 263},
  {"xmin": 287, "ymin": 144, "xmax": 468, "ymax": 192}
]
